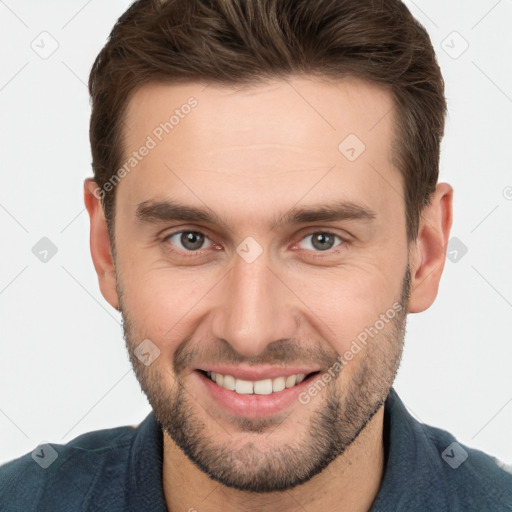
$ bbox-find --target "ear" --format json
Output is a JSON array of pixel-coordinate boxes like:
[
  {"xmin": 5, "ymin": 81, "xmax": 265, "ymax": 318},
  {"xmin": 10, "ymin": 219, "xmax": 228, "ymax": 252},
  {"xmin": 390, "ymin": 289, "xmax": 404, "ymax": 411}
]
[
  {"xmin": 408, "ymin": 182, "xmax": 453, "ymax": 313},
  {"xmin": 84, "ymin": 178, "xmax": 119, "ymax": 310}
]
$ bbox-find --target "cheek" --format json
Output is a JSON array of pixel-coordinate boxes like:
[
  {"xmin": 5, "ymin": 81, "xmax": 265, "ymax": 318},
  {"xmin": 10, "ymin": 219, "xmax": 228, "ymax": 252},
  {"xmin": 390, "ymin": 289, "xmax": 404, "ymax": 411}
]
[
  {"xmin": 118, "ymin": 262, "xmax": 216, "ymax": 351},
  {"xmin": 285, "ymin": 261, "xmax": 404, "ymax": 353}
]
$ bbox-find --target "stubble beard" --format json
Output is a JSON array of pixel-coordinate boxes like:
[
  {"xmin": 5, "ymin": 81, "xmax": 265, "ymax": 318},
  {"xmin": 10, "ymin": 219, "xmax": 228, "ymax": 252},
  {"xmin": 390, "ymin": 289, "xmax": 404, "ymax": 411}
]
[{"xmin": 119, "ymin": 268, "xmax": 410, "ymax": 492}]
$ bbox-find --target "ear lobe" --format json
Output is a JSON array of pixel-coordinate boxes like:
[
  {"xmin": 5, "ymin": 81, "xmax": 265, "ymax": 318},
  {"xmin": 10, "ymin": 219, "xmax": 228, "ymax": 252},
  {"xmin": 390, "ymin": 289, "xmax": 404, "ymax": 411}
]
[
  {"xmin": 83, "ymin": 178, "xmax": 119, "ymax": 310},
  {"xmin": 408, "ymin": 183, "xmax": 453, "ymax": 313}
]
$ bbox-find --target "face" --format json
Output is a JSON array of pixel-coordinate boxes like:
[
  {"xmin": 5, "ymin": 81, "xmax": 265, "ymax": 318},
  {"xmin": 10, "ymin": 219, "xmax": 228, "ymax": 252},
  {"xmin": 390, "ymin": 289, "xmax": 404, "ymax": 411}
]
[{"xmin": 112, "ymin": 76, "xmax": 412, "ymax": 492}]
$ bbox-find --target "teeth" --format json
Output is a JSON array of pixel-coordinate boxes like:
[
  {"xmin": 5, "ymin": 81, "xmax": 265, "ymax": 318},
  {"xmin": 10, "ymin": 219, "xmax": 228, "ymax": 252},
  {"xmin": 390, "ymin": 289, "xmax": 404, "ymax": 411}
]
[
  {"xmin": 273, "ymin": 376, "xmax": 286, "ymax": 392},
  {"xmin": 235, "ymin": 379, "xmax": 254, "ymax": 394},
  {"xmin": 222, "ymin": 374, "xmax": 236, "ymax": 390},
  {"xmin": 253, "ymin": 379, "xmax": 273, "ymax": 395},
  {"xmin": 285, "ymin": 375, "xmax": 297, "ymax": 388},
  {"xmin": 205, "ymin": 371, "xmax": 310, "ymax": 394}
]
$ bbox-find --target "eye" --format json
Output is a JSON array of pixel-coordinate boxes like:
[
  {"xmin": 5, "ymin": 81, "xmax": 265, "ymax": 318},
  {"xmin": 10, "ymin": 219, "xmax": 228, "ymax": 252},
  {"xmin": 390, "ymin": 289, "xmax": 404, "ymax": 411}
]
[
  {"xmin": 298, "ymin": 232, "xmax": 344, "ymax": 252},
  {"xmin": 164, "ymin": 231, "xmax": 213, "ymax": 252}
]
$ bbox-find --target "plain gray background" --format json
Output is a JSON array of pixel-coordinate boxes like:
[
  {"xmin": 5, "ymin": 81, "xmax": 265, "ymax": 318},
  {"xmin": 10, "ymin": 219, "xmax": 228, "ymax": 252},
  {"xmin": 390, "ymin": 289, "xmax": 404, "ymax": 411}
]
[{"xmin": 1, "ymin": 0, "xmax": 511, "ymax": 466}]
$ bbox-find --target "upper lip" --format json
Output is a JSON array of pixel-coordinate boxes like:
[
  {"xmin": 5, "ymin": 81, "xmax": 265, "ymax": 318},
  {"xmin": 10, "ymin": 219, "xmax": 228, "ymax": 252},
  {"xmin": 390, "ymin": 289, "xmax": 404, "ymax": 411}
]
[{"xmin": 196, "ymin": 365, "xmax": 321, "ymax": 381}]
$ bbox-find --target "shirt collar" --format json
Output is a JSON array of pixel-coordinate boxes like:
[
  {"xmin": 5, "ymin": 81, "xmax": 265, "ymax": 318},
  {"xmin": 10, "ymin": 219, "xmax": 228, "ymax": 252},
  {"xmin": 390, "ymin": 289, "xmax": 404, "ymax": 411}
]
[
  {"xmin": 369, "ymin": 387, "xmax": 447, "ymax": 511},
  {"xmin": 127, "ymin": 411, "xmax": 167, "ymax": 511}
]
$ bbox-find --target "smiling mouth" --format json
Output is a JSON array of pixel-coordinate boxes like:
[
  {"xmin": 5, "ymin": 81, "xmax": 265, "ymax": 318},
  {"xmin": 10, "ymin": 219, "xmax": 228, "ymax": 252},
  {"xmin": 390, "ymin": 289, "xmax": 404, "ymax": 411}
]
[{"xmin": 197, "ymin": 369, "xmax": 321, "ymax": 395}]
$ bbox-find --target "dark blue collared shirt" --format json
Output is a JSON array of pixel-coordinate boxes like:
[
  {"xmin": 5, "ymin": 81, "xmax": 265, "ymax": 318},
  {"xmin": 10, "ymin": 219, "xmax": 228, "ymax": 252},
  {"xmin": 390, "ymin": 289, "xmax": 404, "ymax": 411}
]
[{"xmin": 1, "ymin": 388, "xmax": 511, "ymax": 511}]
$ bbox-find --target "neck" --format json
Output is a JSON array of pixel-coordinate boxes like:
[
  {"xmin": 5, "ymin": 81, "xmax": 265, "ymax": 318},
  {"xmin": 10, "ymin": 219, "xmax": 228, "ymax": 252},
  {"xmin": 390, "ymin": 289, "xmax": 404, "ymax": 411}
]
[{"xmin": 162, "ymin": 406, "xmax": 385, "ymax": 512}]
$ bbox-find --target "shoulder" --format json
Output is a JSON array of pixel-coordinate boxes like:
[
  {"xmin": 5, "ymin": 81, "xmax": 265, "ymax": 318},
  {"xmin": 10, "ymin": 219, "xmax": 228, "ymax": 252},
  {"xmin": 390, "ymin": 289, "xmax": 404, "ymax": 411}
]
[
  {"xmin": 0, "ymin": 421, "xmax": 140, "ymax": 511},
  {"xmin": 420, "ymin": 421, "xmax": 512, "ymax": 509},
  {"xmin": 377, "ymin": 389, "xmax": 512, "ymax": 511}
]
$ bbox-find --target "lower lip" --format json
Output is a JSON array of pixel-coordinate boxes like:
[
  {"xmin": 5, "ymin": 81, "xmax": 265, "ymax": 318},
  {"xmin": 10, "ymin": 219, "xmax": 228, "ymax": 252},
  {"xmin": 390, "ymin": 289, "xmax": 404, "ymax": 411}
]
[{"xmin": 194, "ymin": 370, "xmax": 320, "ymax": 418}]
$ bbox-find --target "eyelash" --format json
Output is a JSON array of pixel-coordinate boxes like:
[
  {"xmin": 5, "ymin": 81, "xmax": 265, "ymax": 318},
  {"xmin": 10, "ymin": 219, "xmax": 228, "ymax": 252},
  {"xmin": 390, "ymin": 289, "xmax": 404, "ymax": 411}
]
[{"xmin": 161, "ymin": 229, "xmax": 347, "ymax": 259}]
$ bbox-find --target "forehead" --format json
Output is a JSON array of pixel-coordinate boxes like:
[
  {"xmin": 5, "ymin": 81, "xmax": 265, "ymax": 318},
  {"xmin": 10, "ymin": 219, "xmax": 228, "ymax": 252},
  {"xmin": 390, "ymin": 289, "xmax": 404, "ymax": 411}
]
[
  {"xmin": 123, "ymin": 76, "xmax": 394, "ymax": 152},
  {"xmin": 118, "ymin": 76, "xmax": 399, "ymax": 228}
]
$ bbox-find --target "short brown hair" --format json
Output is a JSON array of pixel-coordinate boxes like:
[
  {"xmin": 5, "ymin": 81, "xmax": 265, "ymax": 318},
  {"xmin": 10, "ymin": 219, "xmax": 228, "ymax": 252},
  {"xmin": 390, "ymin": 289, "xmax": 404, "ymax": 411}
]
[{"xmin": 89, "ymin": 0, "xmax": 446, "ymax": 241}]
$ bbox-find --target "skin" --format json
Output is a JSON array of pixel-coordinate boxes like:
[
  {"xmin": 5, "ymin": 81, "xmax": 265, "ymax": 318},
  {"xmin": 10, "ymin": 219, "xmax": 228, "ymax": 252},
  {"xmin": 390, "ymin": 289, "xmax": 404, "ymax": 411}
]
[{"xmin": 84, "ymin": 75, "xmax": 453, "ymax": 512}]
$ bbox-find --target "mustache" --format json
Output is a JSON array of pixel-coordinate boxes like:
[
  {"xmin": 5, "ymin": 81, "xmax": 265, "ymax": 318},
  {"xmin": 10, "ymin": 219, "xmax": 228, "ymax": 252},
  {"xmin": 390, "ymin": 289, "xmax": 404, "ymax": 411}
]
[{"xmin": 173, "ymin": 336, "xmax": 340, "ymax": 374}]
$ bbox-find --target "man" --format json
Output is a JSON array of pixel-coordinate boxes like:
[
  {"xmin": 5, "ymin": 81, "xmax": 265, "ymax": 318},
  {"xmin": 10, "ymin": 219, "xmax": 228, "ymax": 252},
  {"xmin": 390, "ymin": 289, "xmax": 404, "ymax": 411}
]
[{"xmin": 1, "ymin": 0, "xmax": 510, "ymax": 510}]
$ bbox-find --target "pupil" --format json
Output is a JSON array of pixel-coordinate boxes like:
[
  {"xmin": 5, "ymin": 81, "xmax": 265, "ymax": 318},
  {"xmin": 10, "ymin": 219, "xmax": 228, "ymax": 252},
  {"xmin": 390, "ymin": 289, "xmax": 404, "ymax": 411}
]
[
  {"xmin": 312, "ymin": 233, "xmax": 334, "ymax": 251},
  {"xmin": 181, "ymin": 232, "xmax": 204, "ymax": 250}
]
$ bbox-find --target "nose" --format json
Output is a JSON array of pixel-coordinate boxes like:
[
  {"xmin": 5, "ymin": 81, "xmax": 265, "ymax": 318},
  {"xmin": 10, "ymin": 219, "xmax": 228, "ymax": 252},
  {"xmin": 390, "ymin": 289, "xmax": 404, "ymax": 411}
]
[{"xmin": 211, "ymin": 249, "xmax": 298, "ymax": 357}]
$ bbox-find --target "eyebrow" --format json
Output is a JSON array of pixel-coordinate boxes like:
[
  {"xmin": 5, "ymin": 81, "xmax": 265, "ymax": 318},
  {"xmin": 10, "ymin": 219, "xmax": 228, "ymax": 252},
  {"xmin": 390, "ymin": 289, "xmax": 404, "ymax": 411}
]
[{"xmin": 135, "ymin": 199, "xmax": 376, "ymax": 230}]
